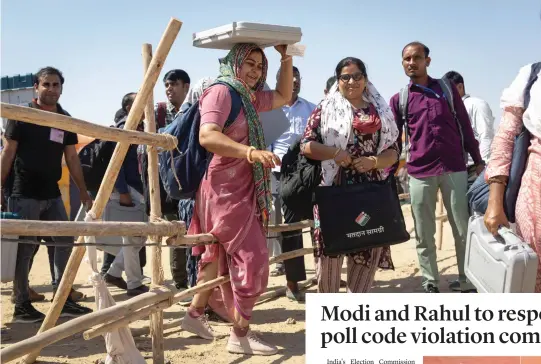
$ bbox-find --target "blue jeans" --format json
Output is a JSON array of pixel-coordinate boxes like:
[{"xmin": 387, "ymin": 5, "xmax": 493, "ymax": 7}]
[{"xmin": 8, "ymin": 196, "xmax": 74, "ymax": 305}]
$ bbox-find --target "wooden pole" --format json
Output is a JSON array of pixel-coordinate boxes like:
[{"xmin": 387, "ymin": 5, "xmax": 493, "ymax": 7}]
[
  {"xmin": 1, "ymin": 220, "xmax": 313, "ymax": 240},
  {"xmin": 267, "ymin": 220, "xmax": 313, "ymax": 232},
  {"xmin": 172, "ymin": 276, "xmax": 231, "ymax": 305},
  {"xmin": 21, "ymin": 18, "xmax": 182, "ymax": 364},
  {"xmin": 142, "ymin": 42, "xmax": 165, "ymax": 364},
  {"xmin": 436, "ymin": 191, "xmax": 445, "ymax": 250},
  {"xmin": 1, "ymin": 219, "xmax": 185, "ymax": 237},
  {"xmin": 83, "ymin": 299, "xmax": 171, "ymax": 341},
  {"xmin": 269, "ymin": 247, "xmax": 313, "ymax": 265},
  {"xmin": 165, "ymin": 233, "xmax": 216, "ymax": 246},
  {"xmin": 166, "ymin": 222, "xmax": 314, "ymax": 247},
  {"xmin": 399, "ymin": 193, "xmax": 410, "ymax": 201},
  {"xmin": 0, "ymin": 103, "xmax": 177, "ymax": 150},
  {"xmin": 0, "ymin": 288, "xmax": 172, "ymax": 364},
  {"xmin": 255, "ymin": 276, "xmax": 315, "ymax": 304},
  {"xmin": 131, "ymin": 318, "xmax": 184, "ymax": 338}
]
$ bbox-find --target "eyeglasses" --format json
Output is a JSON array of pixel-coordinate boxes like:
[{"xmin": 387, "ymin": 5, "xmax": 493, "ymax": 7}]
[{"xmin": 339, "ymin": 72, "xmax": 364, "ymax": 83}]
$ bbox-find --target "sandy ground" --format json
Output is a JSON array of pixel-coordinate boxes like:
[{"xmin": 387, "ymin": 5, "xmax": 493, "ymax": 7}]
[{"xmin": 1, "ymin": 206, "xmax": 470, "ymax": 363}]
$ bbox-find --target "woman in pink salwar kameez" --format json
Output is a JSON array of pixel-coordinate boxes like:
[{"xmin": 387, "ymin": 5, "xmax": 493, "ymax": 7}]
[
  {"xmin": 180, "ymin": 43, "xmax": 293, "ymax": 356},
  {"xmin": 484, "ymin": 62, "xmax": 541, "ymax": 292}
]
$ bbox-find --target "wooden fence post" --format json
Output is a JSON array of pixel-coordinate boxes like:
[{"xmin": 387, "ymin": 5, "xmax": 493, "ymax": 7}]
[{"xmin": 142, "ymin": 42, "xmax": 165, "ymax": 364}]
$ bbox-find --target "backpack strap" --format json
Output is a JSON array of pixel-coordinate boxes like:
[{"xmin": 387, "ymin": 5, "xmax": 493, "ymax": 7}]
[
  {"xmin": 524, "ymin": 62, "xmax": 541, "ymax": 110},
  {"xmin": 398, "ymin": 87, "xmax": 410, "ymax": 162},
  {"xmin": 437, "ymin": 78, "xmax": 455, "ymax": 114},
  {"xmin": 156, "ymin": 102, "xmax": 167, "ymax": 128},
  {"xmin": 438, "ymin": 78, "xmax": 467, "ymax": 164},
  {"xmin": 211, "ymin": 81, "xmax": 243, "ymax": 130},
  {"xmin": 226, "ymin": 87, "xmax": 242, "ymax": 128}
]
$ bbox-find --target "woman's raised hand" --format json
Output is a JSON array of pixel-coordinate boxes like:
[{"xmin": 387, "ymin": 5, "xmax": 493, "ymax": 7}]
[{"xmin": 274, "ymin": 45, "xmax": 288, "ymax": 58}]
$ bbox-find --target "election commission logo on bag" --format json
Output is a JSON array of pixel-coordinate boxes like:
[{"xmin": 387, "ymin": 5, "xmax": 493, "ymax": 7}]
[{"xmin": 355, "ymin": 211, "xmax": 371, "ymax": 227}]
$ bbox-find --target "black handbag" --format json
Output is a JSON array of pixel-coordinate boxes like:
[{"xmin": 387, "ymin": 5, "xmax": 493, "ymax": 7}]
[
  {"xmin": 315, "ymin": 171, "xmax": 410, "ymax": 257},
  {"xmin": 280, "ymin": 141, "xmax": 321, "ymax": 220}
]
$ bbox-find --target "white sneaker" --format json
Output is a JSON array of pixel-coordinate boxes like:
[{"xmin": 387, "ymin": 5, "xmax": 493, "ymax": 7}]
[
  {"xmin": 180, "ymin": 313, "xmax": 216, "ymax": 340},
  {"xmin": 141, "ymin": 276, "xmax": 151, "ymax": 285},
  {"xmin": 226, "ymin": 329, "xmax": 278, "ymax": 356}
]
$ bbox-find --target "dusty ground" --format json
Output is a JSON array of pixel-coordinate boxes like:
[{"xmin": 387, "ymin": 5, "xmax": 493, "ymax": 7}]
[{"xmin": 1, "ymin": 206, "xmax": 468, "ymax": 363}]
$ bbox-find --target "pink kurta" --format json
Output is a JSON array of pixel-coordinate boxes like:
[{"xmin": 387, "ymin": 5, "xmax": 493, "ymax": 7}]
[
  {"xmin": 189, "ymin": 84, "xmax": 274, "ymax": 319},
  {"xmin": 486, "ymin": 107, "xmax": 541, "ymax": 292}
]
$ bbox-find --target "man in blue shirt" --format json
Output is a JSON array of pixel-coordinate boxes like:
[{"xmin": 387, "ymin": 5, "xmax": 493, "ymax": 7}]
[{"xmin": 267, "ymin": 66, "xmax": 315, "ymax": 301}]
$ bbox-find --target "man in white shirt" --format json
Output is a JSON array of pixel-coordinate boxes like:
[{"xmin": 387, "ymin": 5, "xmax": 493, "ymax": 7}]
[
  {"xmin": 267, "ymin": 66, "xmax": 315, "ymax": 301},
  {"xmin": 444, "ymin": 71, "xmax": 495, "ymax": 187}
]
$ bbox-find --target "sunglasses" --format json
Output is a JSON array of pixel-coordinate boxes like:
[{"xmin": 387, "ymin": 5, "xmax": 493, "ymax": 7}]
[{"xmin": 339, "ymin": 72, "xmax": 365, "ymax": 82}]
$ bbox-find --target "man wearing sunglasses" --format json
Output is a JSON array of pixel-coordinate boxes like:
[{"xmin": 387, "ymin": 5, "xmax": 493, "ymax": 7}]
[{"xmin": 389, "ymin": 42, "xmax": 483, "ymax": 294}]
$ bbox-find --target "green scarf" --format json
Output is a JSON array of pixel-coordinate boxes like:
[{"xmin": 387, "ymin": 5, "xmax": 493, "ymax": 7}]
[{"xmin": 214, "ymin": 43, "xmax": 272, "ymax": 227}]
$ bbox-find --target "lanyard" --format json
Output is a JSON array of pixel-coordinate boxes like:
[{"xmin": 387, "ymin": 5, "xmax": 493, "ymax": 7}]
[{"xmin": 414, "ymin": 84, "xmax": 446, "ymax": 100}]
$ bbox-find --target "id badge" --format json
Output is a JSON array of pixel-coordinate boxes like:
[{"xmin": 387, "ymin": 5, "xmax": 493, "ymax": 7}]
[{"xmin": 50, "ymin": 128, "xmax": 64, "ymax": 144}]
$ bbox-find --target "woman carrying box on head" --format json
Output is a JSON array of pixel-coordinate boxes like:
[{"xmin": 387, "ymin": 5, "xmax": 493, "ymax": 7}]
[{"xmin": 181, "ymin": 43, "xmax": 293, "ymax": 356}]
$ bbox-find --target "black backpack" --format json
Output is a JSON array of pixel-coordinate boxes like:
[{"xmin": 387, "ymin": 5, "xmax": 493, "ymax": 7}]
[
  {"xmin": 79, "ymin": 137, "xmax": 116, "ymax": 194},
  {"xmin": 279, "ymin": 140, "xmax": 321, "ymax": 220}
]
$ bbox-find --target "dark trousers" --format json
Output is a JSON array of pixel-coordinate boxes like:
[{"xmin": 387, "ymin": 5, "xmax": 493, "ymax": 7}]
[
  {"xmin": 170, "ymin": 248, "xmax": 188, "ymax": 288},
  {"xmin": 9, "ymin": 197, "xmax": 73, "ymax": 304},
  {"xmin": 166, "ymin": 211, "xmax": 188, "ymax": 289},
  {"xmin": 172, "ymin": 200, "xmax": 196, "ymax": 288},
  {"xmin": 30, "ymin": 242, "xmax": 55, "ymax": 284},
  {"xmin": 281, "ymin": 199, "xmax": 307, "ymax": 283}
]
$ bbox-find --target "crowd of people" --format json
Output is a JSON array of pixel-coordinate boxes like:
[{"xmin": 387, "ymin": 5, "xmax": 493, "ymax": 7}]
[{"xmin": 1, "ymin": 39, "xmax": 539, "ymax": 357}]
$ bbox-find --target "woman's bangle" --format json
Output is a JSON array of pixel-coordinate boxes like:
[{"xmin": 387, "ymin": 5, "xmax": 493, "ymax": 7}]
[
  {"xmin": 487, "ymin": 177, "xmax": 507, "ymax": 187},
  {"xmin": 246, "ymin": 146, "xmax": 256, "ymax": 164},
  {"xmin": 333, "ymin": 148, "xmax": 341, "ymax": 160},
  {"xmin": 368, "ymin": 156, "xmax": 379, "ymax": 169},
  {"xmin": 280, "ymin": 56, "xmax": 292, "ymax": 63}
]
